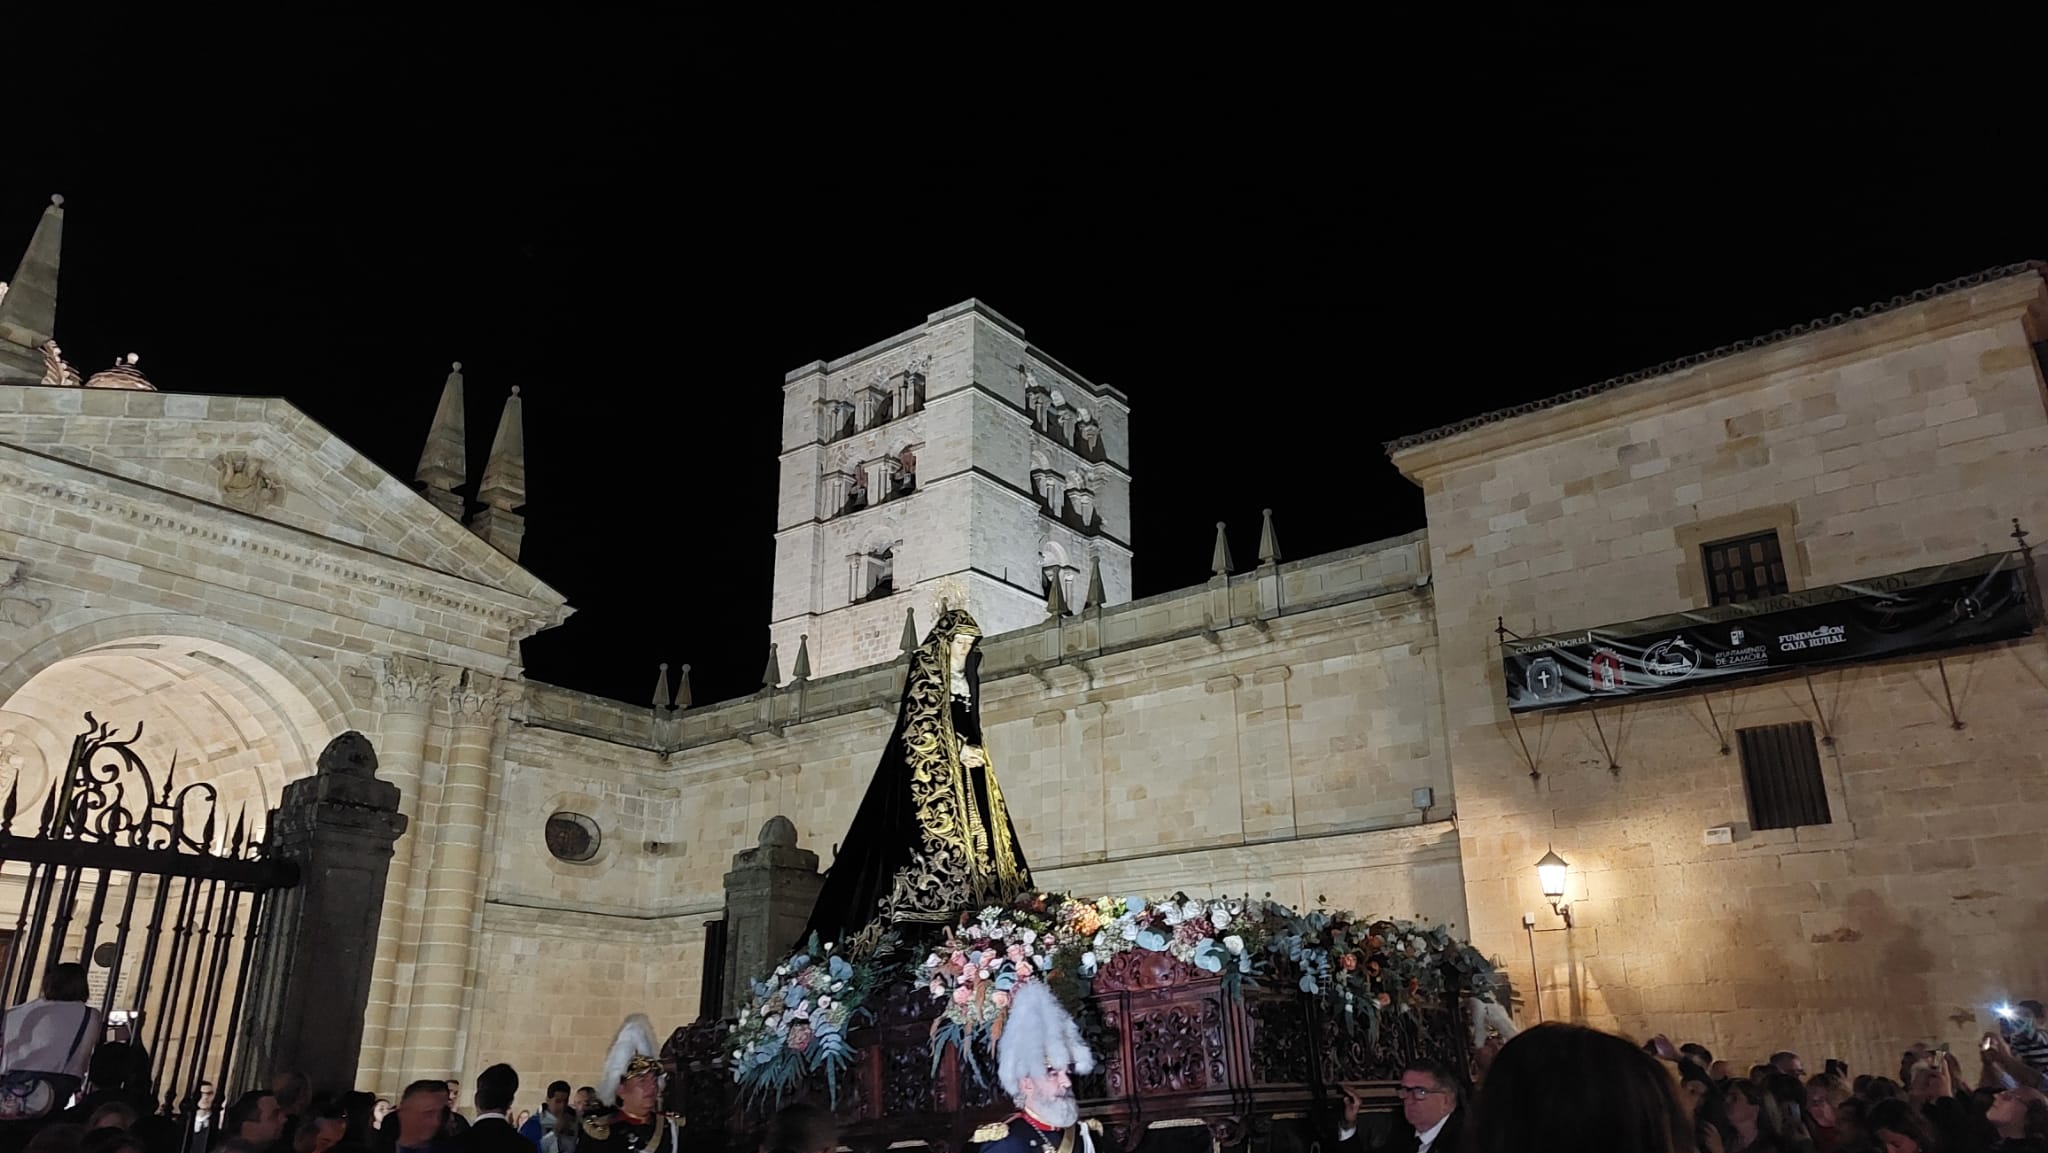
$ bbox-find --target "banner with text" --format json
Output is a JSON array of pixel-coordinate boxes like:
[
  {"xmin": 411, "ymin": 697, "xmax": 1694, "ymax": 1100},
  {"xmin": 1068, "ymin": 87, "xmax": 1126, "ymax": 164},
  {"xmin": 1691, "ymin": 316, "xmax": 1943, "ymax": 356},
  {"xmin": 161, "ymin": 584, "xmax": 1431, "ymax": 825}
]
[{"xmin": 1502, "ymin": 552, "xmax": 2037, "ymax": 713}]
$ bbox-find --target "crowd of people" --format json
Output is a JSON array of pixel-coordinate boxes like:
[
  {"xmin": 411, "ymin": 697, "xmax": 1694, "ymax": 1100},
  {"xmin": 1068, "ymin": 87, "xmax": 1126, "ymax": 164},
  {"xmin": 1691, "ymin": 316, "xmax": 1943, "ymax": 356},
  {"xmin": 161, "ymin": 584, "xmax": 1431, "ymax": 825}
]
[{"xmin": 1330, "ymin": 1000, "xmax": 2048, "ymax": 1153}]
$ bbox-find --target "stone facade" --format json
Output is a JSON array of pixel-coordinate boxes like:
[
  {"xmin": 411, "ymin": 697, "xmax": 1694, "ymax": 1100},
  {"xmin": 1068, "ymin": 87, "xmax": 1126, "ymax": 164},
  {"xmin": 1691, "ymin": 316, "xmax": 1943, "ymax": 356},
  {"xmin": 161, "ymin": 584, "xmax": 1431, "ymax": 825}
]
[
  {"xmin": 1390, "ymin": 268, "xmax": 2048, "ymax": 1076},
  {"xmin": 771, "ymin": 300, "xmax": 1134, "ymax": 681},
  {"xmin": 13, "ymin": 196, "xmax": 2048, "ymax": 1101}
]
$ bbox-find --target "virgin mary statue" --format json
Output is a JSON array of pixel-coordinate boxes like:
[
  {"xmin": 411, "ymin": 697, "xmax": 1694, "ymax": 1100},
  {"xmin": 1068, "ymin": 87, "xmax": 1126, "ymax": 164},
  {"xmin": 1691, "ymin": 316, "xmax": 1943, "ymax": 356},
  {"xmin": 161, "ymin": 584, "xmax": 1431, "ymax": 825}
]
[{"xmin": 801, "ymin": 607, "xmax": 1033, "ymax": 952}]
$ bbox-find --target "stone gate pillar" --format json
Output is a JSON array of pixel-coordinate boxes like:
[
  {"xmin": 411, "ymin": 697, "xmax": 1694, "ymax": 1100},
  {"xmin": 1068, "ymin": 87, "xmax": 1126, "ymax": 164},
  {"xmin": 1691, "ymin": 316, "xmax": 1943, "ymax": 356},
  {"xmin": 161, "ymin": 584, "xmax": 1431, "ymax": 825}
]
[
  {"xmin": 406, "ymin": 672, "xmax": 501, "ymax": 1078},
  {"xmin": 355, "ymin": 657, "xmax": 439, "ymax": 1091},
  {"xmin": 720, "ymin": 816, "xmax": 823, "ymax": 1018},
  {"xmin": 238, "ymin": 731, "xmax": 407, "ymax": 1096}
]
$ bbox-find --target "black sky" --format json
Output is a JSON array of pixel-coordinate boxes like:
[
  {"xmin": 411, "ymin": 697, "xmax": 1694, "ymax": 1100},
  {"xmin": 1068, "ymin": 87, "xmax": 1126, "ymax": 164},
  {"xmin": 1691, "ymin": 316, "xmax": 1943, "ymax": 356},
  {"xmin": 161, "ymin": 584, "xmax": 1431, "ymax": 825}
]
[{"xmin": 9, "ymin": 13, "xmax": 2046, "ymax": 706}]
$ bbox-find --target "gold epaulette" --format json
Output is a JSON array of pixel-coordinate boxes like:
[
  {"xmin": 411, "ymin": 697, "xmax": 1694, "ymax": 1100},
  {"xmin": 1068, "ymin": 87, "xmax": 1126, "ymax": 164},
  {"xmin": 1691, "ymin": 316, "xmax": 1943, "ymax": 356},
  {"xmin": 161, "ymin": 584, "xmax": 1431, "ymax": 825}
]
[
  {"xmin": 971, "ymin": 1120, "xmax": 1011, "ymax": 1143},
  {"xmin": 1086, "ymin": 1119, "xmax": 1103, "ymax": 1135}
]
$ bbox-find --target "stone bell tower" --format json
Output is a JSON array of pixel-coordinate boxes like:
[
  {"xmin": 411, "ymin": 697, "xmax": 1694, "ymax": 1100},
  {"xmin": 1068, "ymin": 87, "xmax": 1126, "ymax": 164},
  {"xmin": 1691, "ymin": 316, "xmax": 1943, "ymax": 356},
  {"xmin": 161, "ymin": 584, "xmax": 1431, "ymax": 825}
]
[{"xmin": 770, "ymin": 300, "xmax": 1132, "ymax": 682}]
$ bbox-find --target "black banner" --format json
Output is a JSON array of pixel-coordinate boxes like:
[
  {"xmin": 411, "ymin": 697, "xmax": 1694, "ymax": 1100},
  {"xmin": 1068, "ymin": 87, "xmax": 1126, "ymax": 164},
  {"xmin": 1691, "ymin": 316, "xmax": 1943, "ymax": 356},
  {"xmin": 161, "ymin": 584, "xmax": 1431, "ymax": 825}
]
[{"xmin": 1503, "ymin": 552, "xmax": 2037, "ymax": 713}]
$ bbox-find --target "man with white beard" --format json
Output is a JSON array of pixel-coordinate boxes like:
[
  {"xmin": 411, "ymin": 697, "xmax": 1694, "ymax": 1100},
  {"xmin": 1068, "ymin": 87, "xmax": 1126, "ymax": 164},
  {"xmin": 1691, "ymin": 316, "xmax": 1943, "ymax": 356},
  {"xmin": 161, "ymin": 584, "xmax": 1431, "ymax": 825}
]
[{"xmin": 970, "ymin": 981, "xmax": 1096, "ymax": 1152}]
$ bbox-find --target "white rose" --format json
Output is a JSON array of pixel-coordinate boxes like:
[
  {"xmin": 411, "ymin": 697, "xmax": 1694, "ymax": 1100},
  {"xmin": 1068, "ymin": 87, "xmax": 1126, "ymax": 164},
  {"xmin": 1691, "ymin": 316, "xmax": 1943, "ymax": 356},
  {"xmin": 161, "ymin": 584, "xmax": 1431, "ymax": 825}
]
[
  {"xmin": 1224, "ymin": 934, "xmax": 1245, "ymax": 955},
  {"xmin": 1211, "ymin": 908, "xmax": 1231, "ymax": 930},
  {"xmin": 824, "ymin": 942, "xmax": 834, "ymax": 953},
  {"xmin": 775, "ymin": 966, "xmax": 787, "ymax": 977},
  {"xmin": 1183, "ymin": 899, "xmax": 1205, "ymax": 922},
  {"xmin": 1081, "ymin": 951, "xmax": 1098, "ymax": 974},
  {"xmin": 925, "ymin": 954, "xmax": 941, "ymax": 969},
  {"xmin": 1022, "ymin": 928, "xmax": 1038, "ymax": 946},
  {"xmin": 819, "ymin": 996, "xmax": 832, "ymax": 1009}
]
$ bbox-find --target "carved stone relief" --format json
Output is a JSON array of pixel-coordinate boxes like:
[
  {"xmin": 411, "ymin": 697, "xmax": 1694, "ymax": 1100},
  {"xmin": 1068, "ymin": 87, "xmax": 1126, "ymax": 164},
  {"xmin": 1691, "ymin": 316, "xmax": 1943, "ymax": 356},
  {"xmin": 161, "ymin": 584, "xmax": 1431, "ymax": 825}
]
[{"xmin": 212, "ymin": 452, "xmax": 284, "ymax": 513}]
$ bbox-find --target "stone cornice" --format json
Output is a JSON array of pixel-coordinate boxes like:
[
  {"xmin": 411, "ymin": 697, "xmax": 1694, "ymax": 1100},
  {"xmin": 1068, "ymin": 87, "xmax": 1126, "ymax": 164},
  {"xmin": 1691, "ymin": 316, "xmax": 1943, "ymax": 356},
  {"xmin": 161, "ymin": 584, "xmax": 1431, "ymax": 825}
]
[
  {"xmin": 1389, "ymin": 267, "xmax": 2048, "ymax": 482},
  {"xmin": 0, "ymin": 444, "xmax": 569, "ymax": 640}
]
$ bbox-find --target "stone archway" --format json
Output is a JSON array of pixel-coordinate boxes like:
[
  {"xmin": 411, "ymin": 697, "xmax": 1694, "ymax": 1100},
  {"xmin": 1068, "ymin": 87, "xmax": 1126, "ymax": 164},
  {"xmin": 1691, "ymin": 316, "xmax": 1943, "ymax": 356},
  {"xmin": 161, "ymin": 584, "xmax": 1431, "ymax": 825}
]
[{"xmin": 0, "ymin": 618, "xmax": 348, "ymax": 1103}]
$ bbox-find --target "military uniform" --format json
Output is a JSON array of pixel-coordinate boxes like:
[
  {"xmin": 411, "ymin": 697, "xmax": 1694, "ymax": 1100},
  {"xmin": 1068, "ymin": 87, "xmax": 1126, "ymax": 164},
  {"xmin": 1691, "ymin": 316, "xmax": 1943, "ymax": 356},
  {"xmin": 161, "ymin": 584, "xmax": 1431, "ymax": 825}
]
[
  {"xmin": 577, "ymin": 1107, "xmax": 681, "ymax": 1153},
  {"xmin": 971, "ymin": 1114, "xmax": 1095, "ymax": 1153}
]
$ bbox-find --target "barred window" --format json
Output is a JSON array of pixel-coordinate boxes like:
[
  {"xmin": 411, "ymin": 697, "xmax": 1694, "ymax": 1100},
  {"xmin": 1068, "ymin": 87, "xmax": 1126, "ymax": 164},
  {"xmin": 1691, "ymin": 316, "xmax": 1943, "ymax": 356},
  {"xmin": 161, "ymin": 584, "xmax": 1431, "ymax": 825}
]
[
  {"xmin": 1703, "ymin": 531, "xmax": 1789, "ymax": 607},
  {"xmin": 1737, "ymin": 722, "xmax": 1832, "ymax": 830}
]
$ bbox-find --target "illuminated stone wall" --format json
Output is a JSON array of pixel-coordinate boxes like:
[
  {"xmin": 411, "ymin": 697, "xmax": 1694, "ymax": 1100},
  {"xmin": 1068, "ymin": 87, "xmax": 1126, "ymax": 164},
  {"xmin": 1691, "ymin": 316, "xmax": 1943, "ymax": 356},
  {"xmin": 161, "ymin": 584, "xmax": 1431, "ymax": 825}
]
[{"xmin": 1393, "ymin": 270, "xmax": 2048, "ymax": 1075}]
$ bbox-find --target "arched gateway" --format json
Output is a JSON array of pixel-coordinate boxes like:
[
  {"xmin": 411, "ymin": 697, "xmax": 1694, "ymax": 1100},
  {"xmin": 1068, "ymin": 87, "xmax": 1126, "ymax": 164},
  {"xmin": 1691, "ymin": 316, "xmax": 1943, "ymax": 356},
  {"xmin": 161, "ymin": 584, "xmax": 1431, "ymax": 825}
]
[{"xmin": 0, "ymin": 345, "xmax": 570, "ymax": 1107}]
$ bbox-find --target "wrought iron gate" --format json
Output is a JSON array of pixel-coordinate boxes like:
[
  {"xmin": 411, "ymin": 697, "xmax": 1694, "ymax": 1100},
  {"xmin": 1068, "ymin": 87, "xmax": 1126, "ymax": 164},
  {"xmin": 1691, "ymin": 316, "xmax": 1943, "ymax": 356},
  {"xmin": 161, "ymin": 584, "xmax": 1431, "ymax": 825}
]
[{"xmin": 0, "ymin": 715, "xmax": 299, "ymax": 1115}]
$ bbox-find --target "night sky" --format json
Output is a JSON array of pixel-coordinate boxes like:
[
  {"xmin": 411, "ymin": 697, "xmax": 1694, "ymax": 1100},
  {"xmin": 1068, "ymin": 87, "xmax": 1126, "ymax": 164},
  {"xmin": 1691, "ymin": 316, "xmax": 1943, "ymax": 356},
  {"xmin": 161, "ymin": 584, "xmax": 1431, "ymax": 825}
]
[{"xmin": 10, "ymin": 15, "xmax": 2047, "ymax": 707}]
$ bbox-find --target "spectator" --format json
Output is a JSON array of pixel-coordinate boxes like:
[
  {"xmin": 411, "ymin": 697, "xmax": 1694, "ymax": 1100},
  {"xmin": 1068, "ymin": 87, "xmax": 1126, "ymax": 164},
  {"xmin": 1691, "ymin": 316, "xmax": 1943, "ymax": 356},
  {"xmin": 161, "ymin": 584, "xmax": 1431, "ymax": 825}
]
[
  {"xmin": 1721, "ymin": 1080, "xmax": 1799, "ymax": 1152},
  {"xmin": 517, "ymin": 1084, "xmax": 567, "ymax": 1147},
  {"xmin": 393, "ymin": 1081, "xmax": 451, "ymax": 1153},
  {"xmin": 372, "ymin": 1100, "xmax": 393, "ymax": 1130},
  {"xmin": 0, "ymin": 964, "xmax": 101, "ymax": 1124},
  {"xmin": 1804, "ymin": 1073, "xmax": 1851, "ymax": 1152},
  {"xmin": 84, "ymin": 1104, "xmax": 135, "ymax": 1133},
  {"xmin": 1468, "ymin": 1023, "xmax": 1692, "ymax": 1153},
  {"xmin": 225, "ymin": 1092, "xmax": 286, "ymax": 1151},
  {"xmin": 2006, "ymin": 1004, "xmax": 2048, "ymax": 1077},
  {"xmin": 462, "ymin": 1064, "xmax": 529, "ymax": 1153},
  {"xmin": 1984, "ymin": 1085, "xmax": 2048, "ymax": 1149},
  {"xmin": 1865, "ymin": 1099, "xmax": 1937, "ymax": 1153},
  {"xmin": 1772, "ymin": 1053, "xmax": 1807, "ymax": 1080}
]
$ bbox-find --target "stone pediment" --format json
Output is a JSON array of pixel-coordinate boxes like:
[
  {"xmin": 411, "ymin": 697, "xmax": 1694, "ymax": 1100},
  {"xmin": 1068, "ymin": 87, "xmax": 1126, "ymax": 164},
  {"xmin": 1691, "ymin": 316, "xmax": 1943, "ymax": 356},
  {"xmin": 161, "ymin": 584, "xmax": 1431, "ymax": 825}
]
[{"xmin": 0, "ymin": 385, "xmax": 567, "ymax": 612}]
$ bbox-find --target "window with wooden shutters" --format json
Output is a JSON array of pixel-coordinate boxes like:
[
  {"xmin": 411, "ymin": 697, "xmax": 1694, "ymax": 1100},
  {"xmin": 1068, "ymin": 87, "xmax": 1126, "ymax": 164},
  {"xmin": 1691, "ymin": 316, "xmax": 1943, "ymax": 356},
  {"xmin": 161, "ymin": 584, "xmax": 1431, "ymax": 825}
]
[
  {"xmin": 1703, "ymin": 530, "xmax": 1790, "ymax": 607},
  {"xmin": 1736, "ymin": 722, "xmax": 1832, "ymax": 830}
]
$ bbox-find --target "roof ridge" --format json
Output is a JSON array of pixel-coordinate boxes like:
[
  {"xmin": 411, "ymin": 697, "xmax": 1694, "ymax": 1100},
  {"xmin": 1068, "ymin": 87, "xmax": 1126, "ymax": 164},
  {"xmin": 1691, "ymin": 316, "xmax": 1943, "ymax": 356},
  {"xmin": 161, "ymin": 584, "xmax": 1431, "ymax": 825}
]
[{"xmin": 1383, "ymin": 260, "xmax": 2047, "ymax": 454}]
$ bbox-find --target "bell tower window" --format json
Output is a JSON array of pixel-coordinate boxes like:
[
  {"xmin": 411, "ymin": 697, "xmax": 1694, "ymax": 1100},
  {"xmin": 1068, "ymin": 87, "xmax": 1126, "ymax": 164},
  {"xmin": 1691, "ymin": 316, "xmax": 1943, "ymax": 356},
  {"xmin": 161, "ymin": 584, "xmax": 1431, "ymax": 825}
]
[{"xmin": 850, "ymin": 546, "xmax": 896, "ymax": 603}]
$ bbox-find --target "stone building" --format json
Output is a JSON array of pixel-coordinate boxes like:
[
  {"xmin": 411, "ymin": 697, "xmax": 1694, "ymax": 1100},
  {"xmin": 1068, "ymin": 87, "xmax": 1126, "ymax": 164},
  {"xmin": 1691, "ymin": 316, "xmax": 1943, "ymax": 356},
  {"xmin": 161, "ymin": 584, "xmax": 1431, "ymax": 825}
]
[
  {"xmin": 1388, "ymin": 263, "xmax": 2048, "ymax": 1074},
  {"xmin": 771, "ymin": 301, "xmax": 1134, "ymax": 680},
  {"xmin": 2, "ymin": 194, "xmax": 2043, "ymax": 1092}
]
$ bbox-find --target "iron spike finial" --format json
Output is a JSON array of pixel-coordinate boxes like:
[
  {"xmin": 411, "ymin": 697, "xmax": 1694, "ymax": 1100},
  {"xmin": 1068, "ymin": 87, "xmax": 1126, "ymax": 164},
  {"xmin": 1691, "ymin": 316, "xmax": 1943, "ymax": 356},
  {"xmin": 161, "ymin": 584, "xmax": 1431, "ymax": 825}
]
[
  {"xmin": 202, "ymin": 808, "xmax": 217, "ymax": 855},
  {"xmin": 231, "ymin": 807, "xmax": 248, "ymax": 854},
  {"xmin": 162, "ymin": 750, "xmax": 178, "ymax": 803},
  {"xmin": 36, "ymin": 785, "xmax": 57, "ymax": 836},
  {"xmin": 1, "ymin": 780, "xmax": 16, "ymax": 833}
]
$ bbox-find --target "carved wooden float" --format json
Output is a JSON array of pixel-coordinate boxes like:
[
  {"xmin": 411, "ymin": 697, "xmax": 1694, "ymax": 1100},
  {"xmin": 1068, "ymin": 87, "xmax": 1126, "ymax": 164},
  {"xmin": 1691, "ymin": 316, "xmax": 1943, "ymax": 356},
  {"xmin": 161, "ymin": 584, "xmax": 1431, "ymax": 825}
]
[{"xmin": 667, "ymin": 949, "xmax": 1473, "ymax": 1152}]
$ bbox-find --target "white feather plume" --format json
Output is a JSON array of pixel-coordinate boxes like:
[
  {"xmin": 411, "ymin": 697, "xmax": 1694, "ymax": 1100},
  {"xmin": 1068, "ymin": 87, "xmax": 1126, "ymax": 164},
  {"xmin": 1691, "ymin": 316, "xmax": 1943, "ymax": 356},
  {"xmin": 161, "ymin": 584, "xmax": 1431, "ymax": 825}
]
[
  {"xmin": 997, "ymin": 981, "xmax": 1094, "ymax": 1099},
  {"xmin": 599, "ymin": 1013, "xmax": 659, "ymax": 1104}
]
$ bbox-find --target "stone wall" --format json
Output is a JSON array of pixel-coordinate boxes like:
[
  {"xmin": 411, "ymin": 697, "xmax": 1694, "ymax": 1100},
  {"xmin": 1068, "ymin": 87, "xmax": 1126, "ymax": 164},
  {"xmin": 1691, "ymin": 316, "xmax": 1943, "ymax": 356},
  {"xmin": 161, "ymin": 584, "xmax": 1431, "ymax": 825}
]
[
  {"xmin": 499, "ymin": 529, "xmax": 1460, "ymax": 1075},
  {"xmin": 1393, "ymin": 270, "xmax": 2048, "ymax": 1075}
]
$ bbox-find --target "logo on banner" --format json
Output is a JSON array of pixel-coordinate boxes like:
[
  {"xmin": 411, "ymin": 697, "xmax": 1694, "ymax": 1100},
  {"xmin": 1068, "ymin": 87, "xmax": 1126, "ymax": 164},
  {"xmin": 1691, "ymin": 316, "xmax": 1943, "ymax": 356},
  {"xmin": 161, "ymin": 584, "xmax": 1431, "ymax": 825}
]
[
  {"xmin": 1715, "ymin": 625, "xmax": 1771, "ymax": 671},
  {"xmin": 1641, "ymin": 637, "xmax": 1699, "ymax": 679},
  {"xmin": 1588, "ymin": 648, "xmax": 1626, "ymax": 691},
  {"xmin": 1777, "ymin": 624, "xmax": 1847, "ymax": 653},
  {"xmin": 1525, "ymin": 656, "xmax": 1566, "ymax": 699}
]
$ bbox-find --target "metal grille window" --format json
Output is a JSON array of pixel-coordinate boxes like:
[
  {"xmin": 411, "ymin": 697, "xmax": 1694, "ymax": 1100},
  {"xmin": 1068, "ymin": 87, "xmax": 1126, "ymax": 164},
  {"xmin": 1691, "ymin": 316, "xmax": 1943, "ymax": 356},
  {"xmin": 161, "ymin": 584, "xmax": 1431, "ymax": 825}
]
[
  {"xmin": 1703, "ymin": 531, "xmax": 1789, "ymax": 606},
  {"xmin": 1736, "ymin": 722, "xmax": 1832, "ymax": 830}
]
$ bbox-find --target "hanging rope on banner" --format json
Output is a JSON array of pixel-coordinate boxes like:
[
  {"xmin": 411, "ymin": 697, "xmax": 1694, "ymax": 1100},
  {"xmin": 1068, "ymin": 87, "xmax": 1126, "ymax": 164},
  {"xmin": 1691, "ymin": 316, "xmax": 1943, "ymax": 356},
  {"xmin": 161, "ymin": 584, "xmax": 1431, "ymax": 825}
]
[
  {"xmin": 1803, "ymin": 674, "xmax": 1836, "ymax": 746},
  {"xmin": 1509, "ymin": 709, "xmax": 1542, "ymax": 781},
  {"xmin": 1498, "ymin": 618, "xmax": 1544, "ymax": 780},
  {"xmin": 1936, "ymin": 656, "xmax": 1966, "ymax": 730},
  {"xmin": 1701, "ymin": 691, "xmax": 1730, "ymax": 756},
  {"xmin": 1589, "ymin": 708, "xmax": 1620, "ymax": 775}
]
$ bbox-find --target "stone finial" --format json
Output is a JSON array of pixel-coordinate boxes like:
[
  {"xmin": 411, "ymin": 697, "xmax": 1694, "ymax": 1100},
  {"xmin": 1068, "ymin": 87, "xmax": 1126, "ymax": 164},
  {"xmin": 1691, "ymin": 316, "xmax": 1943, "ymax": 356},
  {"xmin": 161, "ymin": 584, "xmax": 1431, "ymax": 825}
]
[
  {"xmin": 1083, "ymin": 555, "xmax": 1106, "ymax": 611},
  {"xmin": 792, "ymin": 635, "xmax": 812, "ymax": 680},
  {"xmin": 475, "ymin": 385, "xmax": 526, "ymax": 518},
  {"xmin": 315, "ymin": 731, "xmax": 379, "ymax": 778},
  {"xmin": 415, "ymin": 363, "xmax": 467, "ymax": 519},
  {"xmin": 1046, "ymin": 573, "xmax": 1068, "ymax": 619},
  {"xmin": 899, "ymin": 608, "xmax": 919, "ymax": 653},
  {"xmin": 1258, "ymin": 508, "xmax": 1281, "ymax": 566},
  {"xmin": 758, "ymin": 815, "xmax": 798, "ymax": 848},
  {"xmin": 1212, "ymin": 521, "xmax": 1234, "ymax": 577},
  {"xmin": 761, "ymin": 642, "xmax": 781, "ymax": 690},
  {"xmin": 652, "ymin": 663, "xmax": 672, "ymax": 710},
  {"xmin": 0, "ymin": 195, "xmax": 64, "ymax": 354},
  {"xmin": 675, "ymin": 663, "xmax": 693, "ymax": 710}
]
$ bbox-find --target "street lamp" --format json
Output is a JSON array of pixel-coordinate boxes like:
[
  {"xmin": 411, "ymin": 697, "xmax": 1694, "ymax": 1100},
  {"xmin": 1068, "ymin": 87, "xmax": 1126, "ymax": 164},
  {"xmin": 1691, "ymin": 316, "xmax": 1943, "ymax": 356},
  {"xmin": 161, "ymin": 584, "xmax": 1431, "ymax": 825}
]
[{"xmin": 1535, "ymin": 849, "xmax": 1573, "ymax": 927}]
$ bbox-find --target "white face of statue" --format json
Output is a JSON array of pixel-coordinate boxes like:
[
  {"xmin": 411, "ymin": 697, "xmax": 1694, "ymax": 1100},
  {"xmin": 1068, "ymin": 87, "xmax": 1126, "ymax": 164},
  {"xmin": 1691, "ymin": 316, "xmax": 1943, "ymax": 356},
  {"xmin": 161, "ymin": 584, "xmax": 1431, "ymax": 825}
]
[{"xmin": 951, "ymin": 636, "xmax": 975, "ymax": 676}]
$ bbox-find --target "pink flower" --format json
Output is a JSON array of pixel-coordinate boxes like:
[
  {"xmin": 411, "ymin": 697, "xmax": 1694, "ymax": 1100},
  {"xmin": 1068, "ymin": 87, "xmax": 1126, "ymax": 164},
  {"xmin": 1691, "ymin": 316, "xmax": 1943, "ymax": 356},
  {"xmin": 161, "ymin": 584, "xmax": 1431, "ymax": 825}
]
[
  {"xmin": 1007, "ymin": 943, "xmax": 1028, "ymax": 963},
  {"xmin": 929, "ymin": 978, "xmax": 945, "ymax": 996},
  {"xmin": 1014, "ymin": 961, "xmax": 1034, "ymax": 978},
  {"xmin": 993, "ymin": 989, "xmax": 1012, "ymax": 1008},
  {"xmin": 950, "ymin": 951, "xmax": 967, "ymax": 968},
  {"xmin": 953, "ymin": 986, "xmax": 973, "ymax": 1005}
]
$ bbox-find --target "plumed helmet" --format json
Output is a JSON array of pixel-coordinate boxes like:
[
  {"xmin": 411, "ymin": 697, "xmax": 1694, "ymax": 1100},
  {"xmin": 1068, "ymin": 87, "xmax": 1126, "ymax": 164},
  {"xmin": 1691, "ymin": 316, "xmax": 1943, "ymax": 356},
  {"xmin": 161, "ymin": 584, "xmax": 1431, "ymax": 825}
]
[
  {"xmin": 996, "ymin": 981, "xmax": 1094, "ymax": 1099},
  {"xmin": 598, "ymin": 1014, "xmax": 661, "ymax": 1106}
]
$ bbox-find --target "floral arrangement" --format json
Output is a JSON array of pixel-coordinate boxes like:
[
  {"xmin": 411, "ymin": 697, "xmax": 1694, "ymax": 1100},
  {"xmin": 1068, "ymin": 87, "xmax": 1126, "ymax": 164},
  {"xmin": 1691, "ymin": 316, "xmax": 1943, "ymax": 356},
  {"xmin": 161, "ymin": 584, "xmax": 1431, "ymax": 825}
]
[
  {"xmin": 727, "ymin": 895, "xmax": 1501, "ymax": 1102},
  {"xmin": 725, "ymin": 932, "xmax": 887, "ymax": 1108}
]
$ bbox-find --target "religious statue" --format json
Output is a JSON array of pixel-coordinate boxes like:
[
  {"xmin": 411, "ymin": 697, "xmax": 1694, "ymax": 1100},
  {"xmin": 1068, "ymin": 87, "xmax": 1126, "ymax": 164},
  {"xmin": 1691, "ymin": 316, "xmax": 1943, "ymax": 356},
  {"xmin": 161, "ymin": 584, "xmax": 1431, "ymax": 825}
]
[{"xmin": 801, "ymin": 607, "xmax": 1032, "ymax": 951}]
